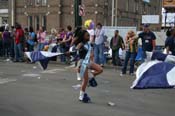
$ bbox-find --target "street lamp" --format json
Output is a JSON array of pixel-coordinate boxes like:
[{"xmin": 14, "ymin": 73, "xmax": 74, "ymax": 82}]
[{"xmin": 74, "ymin": 0, "xmax": 82, "ymax": 27}]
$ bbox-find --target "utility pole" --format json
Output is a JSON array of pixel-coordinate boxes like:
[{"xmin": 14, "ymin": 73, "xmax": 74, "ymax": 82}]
[
  {"xmin": 111, "ymin": 0, "xmax": 114, "ymax": 26},
  {"xmin": 74, "ymin": 0, "xmax": 82, "ymax": 27},
  {"xmin": 11, "ymin": 0, "xmax": 15, "ymax": 26}
]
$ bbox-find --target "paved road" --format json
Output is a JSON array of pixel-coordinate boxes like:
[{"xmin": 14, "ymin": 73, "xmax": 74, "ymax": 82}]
[{"xmin": 0, "ymin": 60, "xmax": 174, "ymax": 116}]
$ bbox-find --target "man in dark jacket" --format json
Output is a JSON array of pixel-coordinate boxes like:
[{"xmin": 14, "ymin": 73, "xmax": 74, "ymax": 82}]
[
  {"xmin": 165, "ymin": 29, "xmax": 175, "ymax": 55},
  {"xmin": 110, "ymin": 30, "xmax": 124, "ymax": 66}
]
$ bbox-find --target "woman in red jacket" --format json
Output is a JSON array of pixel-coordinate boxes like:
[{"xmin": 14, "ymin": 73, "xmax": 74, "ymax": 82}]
[{"xmin": 14, "ymin": 24, "xmax": 24, "ymax": 62}]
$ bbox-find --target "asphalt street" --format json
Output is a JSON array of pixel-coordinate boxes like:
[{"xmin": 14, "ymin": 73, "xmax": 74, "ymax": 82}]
[{"xmin": 0, "ymin": 59, "xmax": 174, "ymax": 116}]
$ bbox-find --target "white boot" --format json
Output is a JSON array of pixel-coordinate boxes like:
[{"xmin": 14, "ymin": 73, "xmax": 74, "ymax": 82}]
[
  {"xmin": 77, "ymin": 73, "xmax": 81, "ymax": 81},
  {"xmin": 79, "ymin": 91, "xmax": 85, "ymax": 101}
]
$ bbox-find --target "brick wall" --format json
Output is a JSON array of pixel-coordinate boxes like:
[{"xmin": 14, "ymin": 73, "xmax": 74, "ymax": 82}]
[{"xmin": 11, "ymin": 0, "xmax": 162, "ymax": 31}]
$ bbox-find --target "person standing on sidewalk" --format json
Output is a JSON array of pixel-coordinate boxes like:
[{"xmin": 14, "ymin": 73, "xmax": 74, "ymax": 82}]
[
  {"xmin": 0, "ymin": 27, "xmax": 3, "ymax": 57},
  {"xmin": 59, "ymin": 28, "xmax": 67, "ymax": 63},
  {"xmin": 9, "ymin": 26, "xmax": 15, "ymax": 60},
  {"xmin": 121, "ymin": 30, "xmax": 138, "ymax": 76},
  {"xmin": 165, "ymin": 29, "xmax": 175, "ymax": 55},
  {"xmin": 2, "ymin": 27, "xmax": 11, "ymax": 58},
  {"xmin": 138, "ymin": 24, "xmax": 156, "ymax": 61},
  {"xmin": 94, "ymin": 23, "xmax": 105, "ymax": 67},
  {"xmin": 14, "ymin": 23, "xmax": 24, "ymax": 62},
  {"xmin": 110, "ymin": 30, "xmax": 124, "ymax": 66},
  {"xmin": 27, "ymin": 26, "xmax": 35, "ymax": 52},
  {"xmin": 37, "ymin": 26, "xmax": 46, "ymax": 51},
  {"xmin": 62, "ymin": 25, "xmax": 73, "ymax": 64}
]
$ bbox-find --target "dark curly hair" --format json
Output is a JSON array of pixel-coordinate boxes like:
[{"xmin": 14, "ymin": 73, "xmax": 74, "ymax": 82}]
[{"xmin": 74, "ymin": 30, "xmax": 88, "ymax": 46}]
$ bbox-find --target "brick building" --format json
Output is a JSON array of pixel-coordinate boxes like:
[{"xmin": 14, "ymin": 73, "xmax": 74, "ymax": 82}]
[
  {"xmin": 0, "ymin": 0, "xmax": 9, "ymax": 26},
  {"xmin": 8, "ymin": 0, "xmax": 162, "ymax": 31},
  {"xmin": 112, "ymin": 0, "xmax": 162, "ymax": 31}
]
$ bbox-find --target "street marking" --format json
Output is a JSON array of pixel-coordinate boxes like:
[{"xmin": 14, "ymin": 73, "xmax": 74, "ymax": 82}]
[
  {"xmin": 72, "ymin": 84, "xmax": 81, "ymax": 90},
  {"xmin": 64, "ymin": 64, "xmax": 76, "ymax": 69},
  {"xmin": 0, "ymin": 78, "xmax": 17, "ymax": 84},
  {"xmin": 22, "ymin": 74, "xmax": 40, "ymax": 77},
  {"xmin": 41, "ymin": 69, "xmax": 65, "ymax": 74},
  {"xmin": 21, "ymin": 70, "xmax": 26, "ymax": 73}
]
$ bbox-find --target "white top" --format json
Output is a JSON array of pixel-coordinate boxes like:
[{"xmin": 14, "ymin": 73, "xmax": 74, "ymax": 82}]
[
  {"xmin": 95, "ymin": 29, "xmax": 105, "ymax": 45},
  {"xmin": 87, "ymin": 29, "xmax": 95, "ymax": 43}
]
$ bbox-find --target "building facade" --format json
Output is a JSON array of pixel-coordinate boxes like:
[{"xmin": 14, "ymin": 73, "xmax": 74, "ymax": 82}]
[
  {"xmin": 112, "ymin": 0, "xmax": 162, "ymax": 31},
  {"xmin": 9, "ymin": 0, "xmax": 162, "ymax": 31},
  {"xmin": 0, "ymin": 0, "xmax": 9, "ymax": 26}
]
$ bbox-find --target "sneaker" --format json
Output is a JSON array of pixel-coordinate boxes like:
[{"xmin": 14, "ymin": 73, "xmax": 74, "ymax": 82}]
[
  {"xmin": 6, "ymin": 58, "xmax": 10, "ymax": 62},
  {"xmin": 79, "ymin": 93, "xmax": 91, "ymax": 103},
  {"xmin": 129, "ymin": 73, "xmax": 135, "ymax": 76},
  {"xmin": 120, "ymin": 72, "xmax": 125, "ymax": 77},
  {"xmin": 79, "ymin": 95, "xmax": 84, "ymax": 101},
  {"xmin": 89, "ymin": 78, "xmax": 98, "ymax": 87}
]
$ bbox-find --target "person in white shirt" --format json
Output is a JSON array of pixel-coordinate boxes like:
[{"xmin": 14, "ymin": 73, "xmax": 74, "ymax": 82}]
[{"xmin": 94, "ymin": 23, "xmax": 105, "ymax": 67}]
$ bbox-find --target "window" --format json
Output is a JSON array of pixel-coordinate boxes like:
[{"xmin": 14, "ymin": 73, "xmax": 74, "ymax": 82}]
[
  {"xmin": 154, "ymin": 6, "xmax": 157, "ymax": 15},
  {"xmin": 135, "ymin": 0, "xmax": 139, "ymax": 13},
  {"xmin": 28, "ymin": 16, "xmax": 33, "ymax": 27},
  {"xmin": 41, "ymin": 0, "xmax": 47, "ymax": 6},
  {"xmin": 35, "ymin": 16, "xmax": 40, "ymax": 30},
  {"xmin": 25, "ymin": 0, "xmax": 33, "ymax": 6},
  {"xmin": 2, "ymin": 17, "xmax": 8, "ymax": 24},
  {"xmin": 42, "ymin": 16, "xmax": 47, "ymax": 29},
  {"xmin": 143, "ymin": 4, "xmax": 146, "ymax": 14},
  {"xmin": 126, "ymin": 0, "xmax": 129, "ymax": 11},
  {"xmin": 35, "ymin": 0, "xmax": 41, "ymax": 6}
]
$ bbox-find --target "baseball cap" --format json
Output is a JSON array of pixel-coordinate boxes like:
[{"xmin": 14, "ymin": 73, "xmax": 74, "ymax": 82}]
[{"xmin": 143, "ymin": 24, "xmax": 150, "ymax": 28}]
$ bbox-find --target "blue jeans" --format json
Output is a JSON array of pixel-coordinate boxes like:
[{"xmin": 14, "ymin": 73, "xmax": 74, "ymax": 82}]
[
  {"xmin": 141, "ymin": 50, "xmax": 147, "ymax": 62},
  {"xmin": 59, "ymin": 46, "xmax": 66, "ymax": 62},
  {"xmin": 14, "ymin": 43, "xmax": 24, "ymax": 61},
  {"xmin": 94, "ymin": 44, "xmax": 105, "ymax": 65},
  {"xmin": 3, "ymin": 40, "xmax": 10, "ymax": 57},
  {"xmin": 37, "ymin": 43, "xmax": 44, "ymax": 51},
  {"xmin": 122, "ymin": 51, "xmax": 137, "ymax": 74}
]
